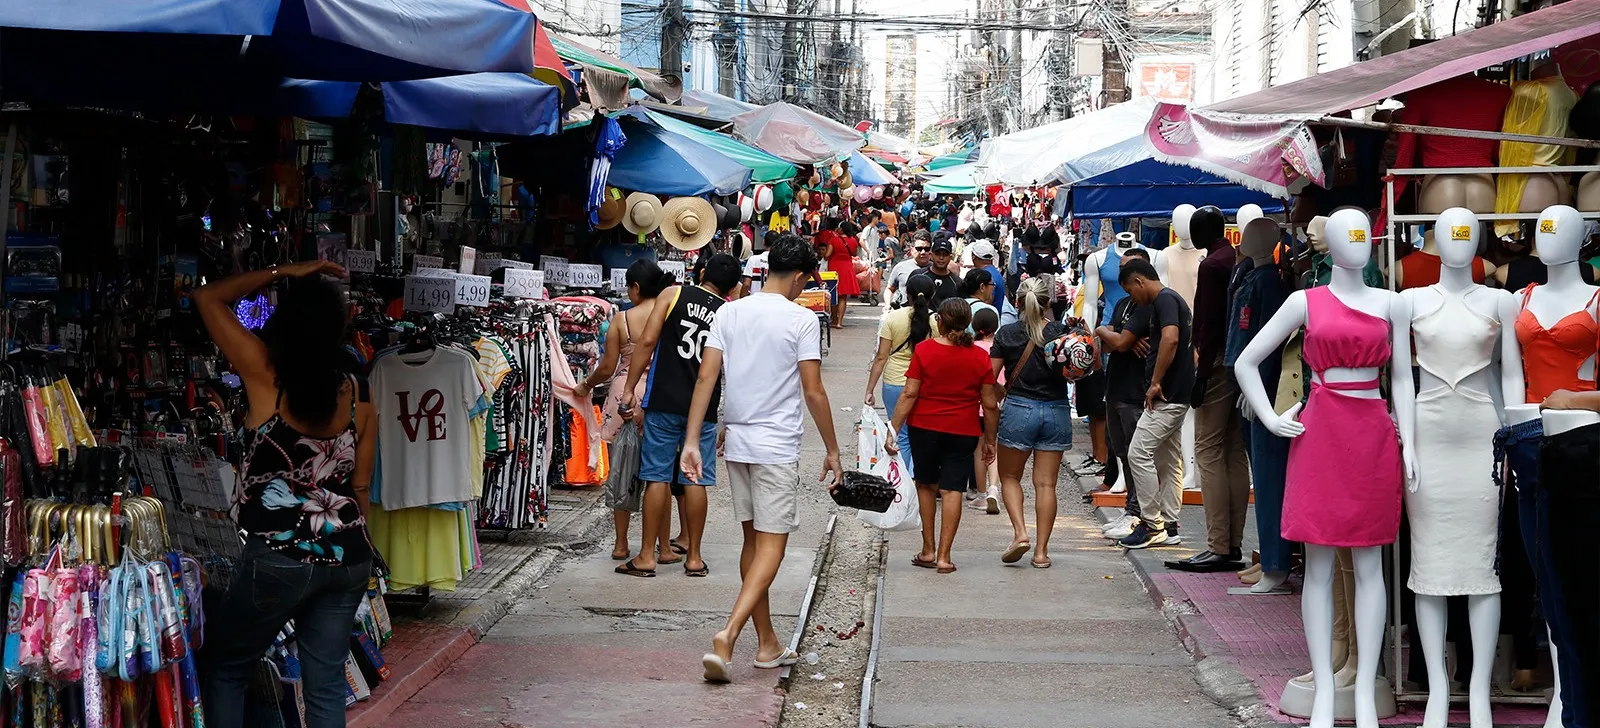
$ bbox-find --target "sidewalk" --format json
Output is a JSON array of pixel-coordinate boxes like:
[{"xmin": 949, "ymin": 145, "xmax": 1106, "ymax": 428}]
[
  {"xmin": 347, "ymin": 487, "xmax": 610, "ymax": 728},
  {"xmin": 1081, "ymin": 477, "xmax": 1552, "ymax": 727}
]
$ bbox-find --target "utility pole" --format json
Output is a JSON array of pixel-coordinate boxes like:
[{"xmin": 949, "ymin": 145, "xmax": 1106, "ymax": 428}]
[
  {"xmin": 660, "ymin": 0, "xmax": 686, "ymax": 83},
  {"xmin": 1100, "ymin": 0, "xmax": 1128, "ymax": 104},
  {"xmin": 782, "ymin": 0, "xmax": 799, "ymax": 100},
  {"xmin": 717, "ymin": 0, "xmax": 738, "ymax": 96},
  {"xmin": 1011, "ymin": 0, "xmax": 1023, "ymax": 122}
]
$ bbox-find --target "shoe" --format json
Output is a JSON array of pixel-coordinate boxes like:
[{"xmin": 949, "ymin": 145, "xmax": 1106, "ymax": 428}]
[
  {"xmin": 1164, "ymin": 524, "xmax": 1182, "ymax": 545},
  {"xmin": 1103, "ymin": 520, "xmax": 1138, "ymax": 540},
  {"xmin": 1120, "ymin": 522, "xmax": 1169, "ymax": 549},
  {"xmin": 1165, "ymin": 550, "xmax": 1244, "ymax": 572},
  {"xmin": 1074, "ymin": 461, "xmax": 1107, "ymax": 478},
  {"xmin": 985, "ymin": 486, "xmax": 1000, "ymax": 514},
  {"xmin": 1101, "ymin": 514, "xmax": 1138, "ymax": 533}
]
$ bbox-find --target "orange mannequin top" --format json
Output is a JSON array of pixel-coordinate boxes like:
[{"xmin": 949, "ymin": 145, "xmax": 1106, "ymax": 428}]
[{"xmin": 1515, "ymin": 284, "xmax": 1600, "ymax": 402}]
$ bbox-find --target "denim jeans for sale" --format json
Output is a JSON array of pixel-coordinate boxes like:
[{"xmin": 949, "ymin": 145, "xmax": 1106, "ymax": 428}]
[
  {"xmin": 202, "ymin": 539, "xmax": 372, "ymax": 728},
  {"xmin": 881, "ymin": 382, "xmax": 914, "ymax": 476},
  {"xmin": 1541, "ymin": 422, "xmax": 1600, "ymax": 727},
  {"xmin": 1495, "ymin": 420, "xmax": 1589, "ymax": 728},
  {"xmin": 1245, "ymin": 417, "xmax": 1292, "ymax": 573}
]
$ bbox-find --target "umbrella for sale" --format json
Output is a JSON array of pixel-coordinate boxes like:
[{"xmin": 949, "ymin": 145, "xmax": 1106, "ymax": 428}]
[
  {"xmin": 608, "ymin": 118, "xmax": 753, "ymax": 197},
  {"xmin": 732, "ymin": 102, "xmax": 866, "ymax": 165}
]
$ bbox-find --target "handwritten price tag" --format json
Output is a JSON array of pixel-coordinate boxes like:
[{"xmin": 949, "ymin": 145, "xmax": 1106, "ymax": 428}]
[
  {"xmin": 569, "ymin": 263, "xmax": 602, "ymax": 288},
  {"xmin": 659, "ymin": 260, "xmax": 686, "ymax": 282},
  {"xmin": 346, "ymin": 249, "xmax": 377, "ymax": 274},
  {"xmin": 610, "ymin": 268, "xmax": 628, "ymax": 290},
  {"xmin": 452, "ymin": 273, "xmax": 491, "ymax": 307},
  {"xmin": 504, "ymin": 268, "xmax": 546, "ymax": 299},
  {"xmin": 458, "ymin": 246, "xmax": 477, "ymax": 274},
  {"xmin": 413, "ymin": 254, "xmax": 444, "ymax": 271},
  {"xmin": 403, "ymin": 275, "xmax": 455, "ymax": 313}
]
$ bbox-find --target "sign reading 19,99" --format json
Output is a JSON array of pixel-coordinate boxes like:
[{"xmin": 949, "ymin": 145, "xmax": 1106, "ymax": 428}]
[
  {"xmin": 403, "ymin": 275, "xmax": 455, "ymax": 313},
  {"xmin": 568, "ymin": 263, "xmax": 603, "ymax": 288}
]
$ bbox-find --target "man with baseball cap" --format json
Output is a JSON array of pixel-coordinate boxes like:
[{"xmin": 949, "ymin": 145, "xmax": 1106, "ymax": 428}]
[
  {"xmin": 969, "ymin": 240, "xmax": 1005, "ymax": 309},
  {"xmin": 915, "ymin": 235, "xmax": 963, "ymax": 305}
]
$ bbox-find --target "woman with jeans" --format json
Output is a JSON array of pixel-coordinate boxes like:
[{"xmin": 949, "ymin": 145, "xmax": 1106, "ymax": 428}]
[
  {"xmin": 866, "ymin": 275, "xmax": 936, "ymax": 474},
  {"xmin": 887, "ymin": 298, "xmax": 1000, "ymax": 574},
  {"xmin": 989, "ymin": 278, "xmax": 1073, "ymax": 568},
  {"xmin": 194, "ymin": 260, "xmax": 376, "ymax": 727}
]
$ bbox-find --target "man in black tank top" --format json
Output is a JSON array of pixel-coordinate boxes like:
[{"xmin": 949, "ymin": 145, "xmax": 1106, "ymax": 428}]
[{"xmin": 617, "ymin": 254, "xmax": 742, "ymax": 577}]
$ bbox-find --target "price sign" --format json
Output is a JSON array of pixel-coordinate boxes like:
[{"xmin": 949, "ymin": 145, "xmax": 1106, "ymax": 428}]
[
  {"xmin": 403, "ymin": 275, "xmax": 455, "ymax": 313},
  {"xmin": 474, "ymin": 253, "xmax": 505, "ymax": 275},
  {"xmin": 452, "ymin": 273, "xmax": 491, "ymax": 307},
  {"xmin": 316, "ymin": 233, "xmax": 348, "ymax": 269},
  {"xmin": 545, "ymin": 260, "xmax": 571, "ymax": 286},
  {"xmin": 610, "ymin": 268, "xmax": 628, "ymax": 290},
  {"xmin": 458, "ymin": 246, "xmax": 477, "ymax": 274},
  {"xmin": 413, "ymin": 254, "xmax": 444, "ymax": 271},
  {"xmin": 569, "ymin": 263, "xmax": 603, "ymax": 288},
  {"xmin": 501, "ymin": 259, "xmax": 534, "ymax": 270},
  {"xmin": 538, "ymin": 255, "xmax": 567, "ymax": 270},
  {"xmin": 346, "ymin": 249, "xmax": 377, "ymax": 274},
  {"xmin": 659, "ymin": 260, "xmax": 686, "ymax": 283},
  {"xmin": 503, "ymin": 268, "xmax": 546, "ymax": 299}
]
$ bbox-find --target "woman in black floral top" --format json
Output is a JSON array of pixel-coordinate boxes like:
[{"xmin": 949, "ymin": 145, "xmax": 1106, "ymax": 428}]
[{"xmin": 194, "ymin": 260, "xmax": 377, "ymax": 728}]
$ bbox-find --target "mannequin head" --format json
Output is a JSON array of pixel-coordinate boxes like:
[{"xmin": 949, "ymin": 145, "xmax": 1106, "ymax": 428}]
[
  {"xmin": 1172, "ymin": 204, "xmax": 1197, "ymax": 247},
  {"xmin": 1114, "ymin": 231, "xmax": 1137, "ymax": 250},
  {"xmin": 1306, "ymin": 215, "xmax": 1330, "ymax": 253},
  {"xmin": 1236, "ymin": 203, "xmax": 1265, "ymax": 231},
  {"xmin": 1191, "ymin": 206, "xmax": 1225, "ymax": 248},
  {"xmin": 1240, "ymin": 218, "xmax": 1279, "ymax": 264},
  {"xmin": 1323, "ymin": 208, "xmax": 1373, "ymax": 271},
  {"xmin": 1434, "ymin": 207, "xmax": 1480, "ymax": 269},
  {"xmin": 1534, "ymin": 204, "xmax": 1585, "ymax": 265}
]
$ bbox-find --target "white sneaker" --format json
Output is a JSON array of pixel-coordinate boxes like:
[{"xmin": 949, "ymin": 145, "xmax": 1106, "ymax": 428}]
[
  {"xmin": 985, "ymin": 486, "xmax": 1000, "ymax": 514},
  {"xmin": 1104, "ymin": 519, "xmax": 1138, "ymax": 540},
  {"xmin": 1101, "ymin": 514, "xmax": 1136, "ymax": 533}
]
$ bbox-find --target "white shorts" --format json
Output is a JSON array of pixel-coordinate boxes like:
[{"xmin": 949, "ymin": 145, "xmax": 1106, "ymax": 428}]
[{"xmin": 728, "ymin": 461, "xmax": 801, "ymax": 534}]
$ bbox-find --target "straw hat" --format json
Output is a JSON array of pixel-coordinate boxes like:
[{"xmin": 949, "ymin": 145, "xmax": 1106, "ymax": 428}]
[
  {"xmin": 795, "ymin": 188, "xmax": 810, "ymax": 207},
  {"xmin": 596, "ymin": 187, "xmax": 626, "ymax": 229},
  {"xmin": 621, "ymin": 192, "xmax": 663, "ymax": 235},
  {"xmin": 661, "ymin": 196, "xmax": 716, "ymax": 251}
]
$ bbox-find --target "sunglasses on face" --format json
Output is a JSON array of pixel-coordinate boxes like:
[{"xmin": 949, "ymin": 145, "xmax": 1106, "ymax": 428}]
[{"xmin": 914, "ymin": 247, "xmax": 930, "ymax": 252}]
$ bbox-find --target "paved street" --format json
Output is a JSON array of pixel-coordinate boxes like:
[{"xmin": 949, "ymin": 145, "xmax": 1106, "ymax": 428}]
[{"xmin": 385, "ymin": 301, "xmax": 1240, "ymax": 728}]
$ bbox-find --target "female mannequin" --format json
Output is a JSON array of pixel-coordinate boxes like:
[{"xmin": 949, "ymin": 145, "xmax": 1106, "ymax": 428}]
[
  {"xmin": 1236, "ymin": 203, "xmax": 1264, "ymax": 233},
  {"xmin": 1494, "ymin": 65, "xmax": 1576, "ymax": 237},
  {"xmin": 1234, "ymin": 209, "xmax": 1416, "ymax": 728},
  {"xmin": 1231, "ymin": 219, "xmax": 1292, "ymax": 594},
  {"xmin": 1517, "ymin": 205, "xmax": 1600, "ymax": 404},
  {"xmin": 1401, "ymin": 208, "xmax": 1523, "ymax": 728},
  {"xmin": 1395, "ymin": 227, "xmax": 1497, "ymax": 289},
  {"xmin": 1165, "ymin": 204, "xmax": 1205, "ymax": 307}
]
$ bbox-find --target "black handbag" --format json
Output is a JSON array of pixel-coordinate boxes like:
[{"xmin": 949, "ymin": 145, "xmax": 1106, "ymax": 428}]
[{"xmin": 830, "ymin": 471, "xmax": 897, "ymax": 513}]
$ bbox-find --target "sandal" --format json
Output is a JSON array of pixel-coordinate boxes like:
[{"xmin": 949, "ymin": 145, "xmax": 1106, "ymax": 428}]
[
  {"xmin": 657, "ymin": 554, "xmax": 683, "ymax": 566},
  {"xmin": 910, "ymin": 556, "xmax": 936, "ymax": 569},
  {"xmin": 671, "ymin": 542, "xmax": 688, "ymax": 555},
  {"xmin": 1032, "ymin": 558, "xmax": 1052, "ymax": 569},
  {"xmin": 937, "ymin": 564, "xmax": 958, "ymax": 574},
  {"xmin": 684, "ymin": 563, "xmax": 710, "ymax": 577},
  {"xmin": 1001, "ymin": 542, "xmax": 1031, "ymax": 564},
  {"xmin": 753, "ymin": 648, "xmax": 799, "ymax": 669},
  {"xmin": 613, "ymin": 560, "xmax": 656, "ymax": 578}
]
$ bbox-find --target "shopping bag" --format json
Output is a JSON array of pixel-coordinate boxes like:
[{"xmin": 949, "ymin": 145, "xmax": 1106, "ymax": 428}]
[
  {"xmin": 855, "ymin": 406, "xmax": 891, "ymax": 478},
  {"xmin": 857, "ymin": 454, "xmax": 920, "ymax": 532}
]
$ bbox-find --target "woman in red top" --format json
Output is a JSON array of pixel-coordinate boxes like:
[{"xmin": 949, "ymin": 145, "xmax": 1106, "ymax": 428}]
[
  {"xmin": 817, "ymin": 218, "xmax": 860, "ymax": 328},
  {"xmin": 888, "ymin": 299, "xmax": 1000, "ymax": 574}
]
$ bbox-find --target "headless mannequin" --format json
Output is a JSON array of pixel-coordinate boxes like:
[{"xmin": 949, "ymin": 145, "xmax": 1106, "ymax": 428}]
[
  {"xmin": 1420, "ymin": 176, "xmax": 1496, "ymax": 215},
  {"xmin": 1235, "ymin": 209, "xmax": 1417, "ymax": 728},
  {"xmin": 1235, "ymin": 219, "xmax": 1291, "ymax": 594},
  {"xmin": 1503, "ymin": 403, "xmax": 1569, "ymax": 728},
  {"xmin": 1401, "ymin": 208, "xmax": 1523, "ymax": 728},
  {"xmin": 1520, "ymin": 205, "xmax": 1600, "ymax": 395},
  {"xmin": 1080, "ymin": 233, "xmax": 1162, "ymax": 329},
  {"xmin": 1500, "ymin": 63, "xmax": 1576, "ymax": 231},
  {"xmin": 1166, "ymin": 204, "xmax": 1206, "ymax": 493}
]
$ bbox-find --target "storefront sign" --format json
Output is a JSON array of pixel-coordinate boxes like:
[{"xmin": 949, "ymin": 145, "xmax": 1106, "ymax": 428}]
[
  {"xmin": 1135, "ymin": 62, "xmax": 1196, "ymax": 103},
  {"xmin": 503, "ymin": 268, "xmax": 546, "ymax": 299},
  {"xmin": 568, "ymin": 264, "xmax": 603, "ymax": 288},
  {"xmin": 403, "ymin": 274, "xmax": 455, "ymax": 313},
  {"xmin": 346, "ymin": 249, "xmax": 377, "ymax": 274},
  {"xmin": 458, "ymin": 245, "xmax": 477, "ymax": 274},
  {"xmin": 413, "ymin": 254, "xmax": 445, "ymax": 271}
]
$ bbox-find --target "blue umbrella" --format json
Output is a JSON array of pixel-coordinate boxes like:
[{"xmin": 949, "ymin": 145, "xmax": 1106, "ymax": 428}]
[
  {"xmin": 608, "ymin": 118, "xmax": 752, "ymax": 197},
  {"xmin": 849, "ymin": 150, "xmax": 896, "ymax": 187},
  {"xmin": 277, "ymin": 75, "xmax": 565, "ymax": 138}
]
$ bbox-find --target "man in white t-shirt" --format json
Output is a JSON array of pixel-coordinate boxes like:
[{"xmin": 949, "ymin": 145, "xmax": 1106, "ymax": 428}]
[
  {"xmin": 740, "ymin": 250, "xmax": 769, "ymax": 297},
  {"xmin": 887, "ymin": 231, "xmax": 931, "ymax": 306},
  {"xmin": 680, "ymin": 234, "xmax": 842, "ymax": 683}
]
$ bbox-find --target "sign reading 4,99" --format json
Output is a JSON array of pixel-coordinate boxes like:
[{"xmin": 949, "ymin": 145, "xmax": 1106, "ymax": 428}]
[
  {"xmin": 403, "ymin": 275, "xmax": 455, "ymax": 313},
  {"xmin": 452, "ymin": 273, "xmax": 491, "ymax": 307}
]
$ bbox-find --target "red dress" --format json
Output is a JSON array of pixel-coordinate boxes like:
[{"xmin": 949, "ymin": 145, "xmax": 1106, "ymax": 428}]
[{"xmin": 822, "ymin": 232, "xmax": 862, "ymax": 296}]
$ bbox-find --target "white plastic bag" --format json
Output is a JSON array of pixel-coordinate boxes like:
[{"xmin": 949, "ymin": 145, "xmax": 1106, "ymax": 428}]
[
  {"xmin": 855, "ymin": 406, "xmax": 891, "ymax": 477},
  {"xmin": 858, "ymin": 454, "xmax": 920, "ymax": 532}
]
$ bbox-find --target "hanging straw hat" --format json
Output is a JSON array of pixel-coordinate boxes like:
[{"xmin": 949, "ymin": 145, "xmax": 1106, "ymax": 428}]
[
  {"xmin": 596, "ymin": 187, "xmax": 626, "ymax": 229},
  {"xmin": 621, "ymin": 192, "xmax": 663, "ymax": 235},
  {"xmin": 661, "ymin": 196, "xmax": 717, "ymax": 251}
]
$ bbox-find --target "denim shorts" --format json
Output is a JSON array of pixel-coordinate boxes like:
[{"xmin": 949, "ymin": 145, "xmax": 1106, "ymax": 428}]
[
  {"xmin": 640, "ymin": 410, "xmax": 717, "ymax": 485},
  {"xmin": 997, "ymin": 396, "xmax": 1073, "ymax": 451}
]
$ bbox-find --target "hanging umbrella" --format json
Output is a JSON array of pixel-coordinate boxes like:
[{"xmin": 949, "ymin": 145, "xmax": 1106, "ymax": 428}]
[
  {"xmin": 629, "ymin": 108, "xmax": 798, "ymax": 184},
  {"xmin": 732, "ymin": 102, "xmax": 865, "ymax": 165},
  {"xmin": 849, "ymin": 151, "xmax": 896, "ymax": 187},
  {"xmin": 608, "ymin": 118, "xmax": 752, "ymax": 197},
  {"xmin": 923, "ymin": 165, "xmax": 983, "ymax": 196},
  {"xmin": 681, "ymin": 89, "xmax": 761, "ymax": 122},
  {"xmin": 277, "ymin": 74, "xmax": 565, "ymax": 138},
  {"xmin": 589, "ymin": 117, "xmax": 629, "ymax": 228}
]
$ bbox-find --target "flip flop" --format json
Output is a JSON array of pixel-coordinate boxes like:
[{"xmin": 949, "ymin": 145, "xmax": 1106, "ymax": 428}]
[
  {"xmin": 937, "ymin": 564, "xmax": 958, "ymax": 574},
  {"xmin": 1001, "ymin": 542, "xmax": 1031, "ymax": 564},
  {"xmin": 702, "ymin": 654, "xmax": 733, "ymax": 683},
  {"xmin": 685, "ymin": 563, "xmax": 710, "ymax": 577},
  {"xmin": 671, "ymin": 543, "xmax": 688, "ymax": 555},
  {"xmin": 1032, "ymin": 559, "xmax": 1052, "ymax": 569},
  {"xmin": 612, "ymin": 552, "xmax": 631, "ymax": 561},
  {"xmin": 614, "ymin": 559, "xmax": 656, "ymax": 578},
  {"xmin": 657, "ymin": 555, "xmax": 684, "ymax": 566},
  {"xmin": 911, "ymin": 556, "xmax": 937, "ymax": 569},
  {"xmin": 753, "ymin": 648, "xmax": 800, "ymax": 669}
]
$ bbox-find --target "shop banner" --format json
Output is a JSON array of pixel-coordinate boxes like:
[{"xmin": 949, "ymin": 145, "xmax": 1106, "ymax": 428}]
[{"xmin": 1143, "ymin": 103, "xmax": 1324, "ymax": 199}]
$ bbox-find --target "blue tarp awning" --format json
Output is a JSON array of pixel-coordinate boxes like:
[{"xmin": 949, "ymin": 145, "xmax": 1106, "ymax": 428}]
[
  {"xmin": 849, "ymin": 151, "xmax": 896, "ymax": 187},
  {"xmin": 279, "ymin": 74, "xmax": 563, "ymax": 138},
  {"xmin": 0, "ymin": 0, "xmax": 543, "ymax": 81},
  {"xmin": 608, "ymin": 117, "xmax": 753, "ymax": 197},
  {"xmin": 1066, "ymin": 157, "xmax": 1284, "ymax": 219}
]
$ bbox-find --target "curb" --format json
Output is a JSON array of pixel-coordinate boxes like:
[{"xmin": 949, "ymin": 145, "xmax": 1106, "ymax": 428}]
[{"xmin": 348, "ymin": 493, "xmax": 613, "ymax": 728}]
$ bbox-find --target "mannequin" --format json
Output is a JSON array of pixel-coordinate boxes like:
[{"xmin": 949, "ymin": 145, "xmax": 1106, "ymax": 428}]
[
  {"xmin": 1236, "ymin": 203, "xmax": 1264, "ymax": 233},
  {"xmin": 1165, "ymin": 204, "xmax": 1206, "ymax": 493},
  {"xmin": 1227, "ymin": 219, "xmax": 1292, "ymax": 593},
  {"xmin": 1401, "ymin": 208, "xmax": 1523, "ymax": 728},
  {"xmin": 1282, "ymin": 548, "xmax": 1371, "ymax": 717},
  {"xmin": 1394, "ymin": 75, "xmax": 1511, "ymax": 215},
  {"xmin": 1516, "ymin": 205, "xmax": 1600, "ymax": 404},
  {"xmin": 1494, "ymin": 63, "xmax": 1577, "ymax": 237},
  {"xmin": 1571, "ymin": 81, "xmax": 1600, "ymax": 212},
  {"xmin": 1395, "ymin": 227, "xmax": 1496, "ymax": 289},
  {"xmin": 1080, "ymin": 231, "xmax": 1160, "ymax": 329},
  {"xmin": 1235, "ymin": 209, "xmax": 1416, "ymax": 728}
]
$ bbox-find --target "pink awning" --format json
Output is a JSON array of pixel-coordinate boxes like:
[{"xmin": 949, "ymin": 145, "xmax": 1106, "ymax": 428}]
[{"xmin": 1205, "ymin": 1, "xmax": 1600, "ymax": 115}]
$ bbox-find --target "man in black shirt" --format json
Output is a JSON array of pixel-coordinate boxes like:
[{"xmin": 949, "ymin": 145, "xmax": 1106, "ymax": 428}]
[
  {"xmin": 1093, "ymin": 249, "xmax": 1153, "ymax": 538},
  {"xmin": 915, "ymin": 235, "xmax": 964, "ymax": 304},
  {"xmin": 1114, "ymin": 258, "xmax": 1195, "ymax": 550}
]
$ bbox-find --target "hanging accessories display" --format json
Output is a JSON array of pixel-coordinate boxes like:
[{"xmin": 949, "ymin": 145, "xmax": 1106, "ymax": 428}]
[
  {"xmin": 621, "ymin": 192, "xmax": 663, "ymax": 236},
  {"xmin": 661, "ymin": 196, "xmax": 716, "ymax": 251}
]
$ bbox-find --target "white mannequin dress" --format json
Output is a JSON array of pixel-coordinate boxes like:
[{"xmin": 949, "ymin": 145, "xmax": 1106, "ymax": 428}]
[{"xmin": 1406, "ymin": 284, "xmax": 1503, "ymax": 596}]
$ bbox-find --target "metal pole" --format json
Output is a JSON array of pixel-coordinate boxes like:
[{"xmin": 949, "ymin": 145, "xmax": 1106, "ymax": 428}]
[{"xmin": 1317, "ymin": 114, "xmax": 1600, "ymax": 149}]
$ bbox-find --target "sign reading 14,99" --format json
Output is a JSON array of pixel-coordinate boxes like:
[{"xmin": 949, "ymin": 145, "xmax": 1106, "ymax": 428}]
[{"xmin": 403, "ymin": 275, "xmax": 455, "ymax": 313}]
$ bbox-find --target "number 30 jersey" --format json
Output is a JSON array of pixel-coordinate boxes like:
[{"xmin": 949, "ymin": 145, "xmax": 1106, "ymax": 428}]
[{"xmin": 643, "ymin": 285, "xmax": 724, "ymax": 421}]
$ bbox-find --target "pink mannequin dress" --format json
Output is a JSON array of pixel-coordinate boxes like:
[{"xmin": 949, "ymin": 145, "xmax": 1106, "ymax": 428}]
[{"xmin": 1281, "ymin": 286, "xmax": 1404, "ymax": 547}]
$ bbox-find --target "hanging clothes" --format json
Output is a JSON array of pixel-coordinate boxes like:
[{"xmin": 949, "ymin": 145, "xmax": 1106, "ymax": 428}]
[{"xmin": 1495, "ymin": 76, "xmax": 1579, "ymax": 236}]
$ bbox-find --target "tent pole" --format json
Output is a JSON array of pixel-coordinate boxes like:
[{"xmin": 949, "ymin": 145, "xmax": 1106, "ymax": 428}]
[{"xmin": 1315, "ymin": 115, "xmax": 1600, "ymax": 150}]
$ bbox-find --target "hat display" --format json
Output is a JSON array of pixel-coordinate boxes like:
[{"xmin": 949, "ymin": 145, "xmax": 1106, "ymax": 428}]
[
  {"xmin": 754, "ymin": 184, "xmax": 774, "ymax": 211},
  {"xmin": 621, "ymin": 192, "xmax": 663, "ymax": 235},
  {"xmin": 795, "ymin": 188, "xmax": 810, "ymax": 207},
  {"xmin": 661, "ymin": 196, "xmax": 717, "ymax": 251},
  {"xmin": 738, "ymin": 191, "xmax": 755, "ymax": 221},
  {"xmin": 715, "ymin": 198, "xmax": 742, "ymax": 229},
  {"xmin": 771, "ymin": 181, "xmax": 794, "ymax": 208},
  {"xmin": 596, "ymin": 187, "xmax": 626, "ymax": 229}
]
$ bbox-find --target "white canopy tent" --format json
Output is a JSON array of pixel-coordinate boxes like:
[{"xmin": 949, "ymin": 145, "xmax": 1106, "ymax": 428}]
[{"xmin": 976, "ymin": 97, "xmax": 1157, "ymax": 186}]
